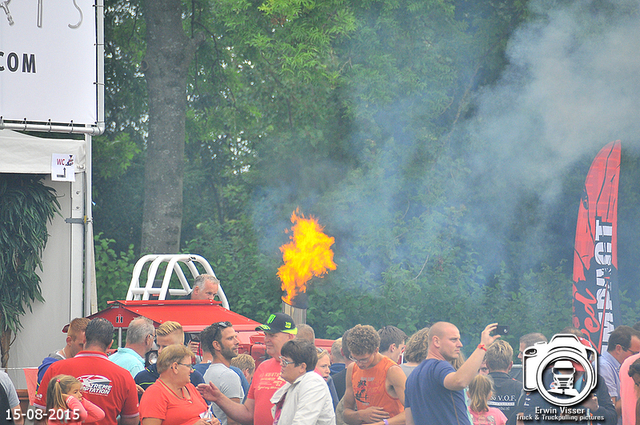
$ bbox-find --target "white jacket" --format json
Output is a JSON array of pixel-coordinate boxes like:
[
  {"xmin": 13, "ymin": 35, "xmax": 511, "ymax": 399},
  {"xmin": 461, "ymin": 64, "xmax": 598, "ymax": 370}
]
[{"xmin": 270, "ymin": 371, "xmax": 336, "ymax": 425}]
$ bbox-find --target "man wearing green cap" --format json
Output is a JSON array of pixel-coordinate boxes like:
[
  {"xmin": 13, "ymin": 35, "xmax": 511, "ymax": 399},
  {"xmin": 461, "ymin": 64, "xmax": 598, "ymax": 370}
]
[{"xmin": 198, "ymin": 312, "xmax": 297, "ymax": 425}]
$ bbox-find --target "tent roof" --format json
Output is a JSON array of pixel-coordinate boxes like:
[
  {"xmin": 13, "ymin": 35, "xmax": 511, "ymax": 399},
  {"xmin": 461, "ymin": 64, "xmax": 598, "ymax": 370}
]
[{"xmin": 0, "ymin": 129, "xmax": 86, "ymax": 174}]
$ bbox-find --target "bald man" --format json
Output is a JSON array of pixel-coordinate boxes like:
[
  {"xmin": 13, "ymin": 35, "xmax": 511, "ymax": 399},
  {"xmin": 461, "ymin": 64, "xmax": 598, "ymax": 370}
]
[{"xmin": 405, "ymin": 322, "xmax": 500, "ymax": 425}]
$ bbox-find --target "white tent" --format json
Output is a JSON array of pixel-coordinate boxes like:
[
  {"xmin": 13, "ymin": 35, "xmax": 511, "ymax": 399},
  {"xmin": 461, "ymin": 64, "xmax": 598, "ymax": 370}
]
[{"xmin": 0, "ymin": 129, "xmax": 93, "ymax": 389}]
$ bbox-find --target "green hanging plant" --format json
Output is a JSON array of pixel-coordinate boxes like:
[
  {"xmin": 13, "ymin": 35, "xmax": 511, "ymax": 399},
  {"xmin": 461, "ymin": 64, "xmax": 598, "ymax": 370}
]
[{"xmin": 0, "ymin": 174, "xmax": 60, "ymax": 367}]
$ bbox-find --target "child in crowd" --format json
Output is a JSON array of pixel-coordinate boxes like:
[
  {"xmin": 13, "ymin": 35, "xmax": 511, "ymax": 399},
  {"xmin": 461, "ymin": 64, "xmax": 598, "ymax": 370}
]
[
  {"xmin": 468, "ymin": 374, "xmax": 507, "ymax": 425},
  {"xmin": 46, "ymin": 374, "xmax": 105, "ymax": 424}
]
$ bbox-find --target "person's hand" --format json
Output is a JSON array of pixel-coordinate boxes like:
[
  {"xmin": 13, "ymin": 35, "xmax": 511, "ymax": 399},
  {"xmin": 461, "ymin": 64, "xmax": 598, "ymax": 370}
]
[
  {"xmin": 480, "ymin": 323, "xmax": 500, "ymax": 347},
  {"xmin": 197, "ymin": 382, "xmax": 222, "ymax": 403},
  {"xmin": 188, "ymin": 340, "xmax": 200, "ymax": 354},
  {"xmin": 136, "ymin": 384, "xmax": 145, "ymax": 395},
  {"xmin": 194, "ymin": 419, "xmax": 220, "ymax": 425},
  {"xmin": 358, "ymin": 406, "xmax": 390, "ymax": 423},
  {"xmin": 63, "ymin": 393, "xmax": 82, "ymax": 402},
  {"xmin": 581, "ymin": 394, "xmax": 598, "ymax": 412}
]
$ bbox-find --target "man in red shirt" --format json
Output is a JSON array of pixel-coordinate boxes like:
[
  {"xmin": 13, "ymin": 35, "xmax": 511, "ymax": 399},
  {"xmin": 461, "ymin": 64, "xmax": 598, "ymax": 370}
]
[
  {"xmin": 35, "ymin": 318, "xmax": 139, "ymax": 425},
  {"xmin": 198, "ymin": 312, "xmax": 297, "ymax": 425}
]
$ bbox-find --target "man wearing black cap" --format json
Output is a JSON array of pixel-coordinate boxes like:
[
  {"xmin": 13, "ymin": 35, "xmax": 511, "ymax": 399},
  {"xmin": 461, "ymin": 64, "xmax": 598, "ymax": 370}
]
[{"xmin": 198, "ymin": 312, "xmax": 297, "ymax": 425}]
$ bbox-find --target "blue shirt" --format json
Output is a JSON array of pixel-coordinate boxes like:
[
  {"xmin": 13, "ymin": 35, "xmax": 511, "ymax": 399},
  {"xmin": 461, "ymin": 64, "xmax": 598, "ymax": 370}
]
[
  {"xmin": 109, "ymin": 347, "xmax": 145, "ymax": 378},
  {"xmin": 405, "ymin": 359, "xmax": 471, "ymax": 425},
  {"xmin": 135, "ymin": 363, "xmax": 205, "ymax": 391},
  {"xmin": 599, "ymin": 351, "xmax": 621, "ymax": 398},
  {"xmin": 599, "ymin": 350, "xmax": 622, "ymax": 425}
]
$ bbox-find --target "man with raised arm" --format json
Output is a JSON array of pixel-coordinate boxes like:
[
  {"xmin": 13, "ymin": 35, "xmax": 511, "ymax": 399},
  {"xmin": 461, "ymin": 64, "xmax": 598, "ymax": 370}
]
[{"xmin": 405, "ymin": 322, "xmax": 500, "ymax": 425}]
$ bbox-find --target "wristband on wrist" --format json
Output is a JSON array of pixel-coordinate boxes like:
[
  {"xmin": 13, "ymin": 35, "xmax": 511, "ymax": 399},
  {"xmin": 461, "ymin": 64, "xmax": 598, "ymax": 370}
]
[
  {"xmin": 477, "ymin": 344, "xmax": 487, "ymax": 351},
  {"xmin": 383, "ymin": 420, "xmax": 389, "ymax": 425}
]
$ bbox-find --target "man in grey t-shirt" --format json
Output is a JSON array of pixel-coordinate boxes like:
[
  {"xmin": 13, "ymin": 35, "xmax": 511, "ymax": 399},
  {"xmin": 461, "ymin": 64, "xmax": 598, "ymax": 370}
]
[
  {"xmin": 201, "ymin": 322, "xmax": 244, "ymax": 425},
  {"xmin": 0, "ymin": 370, "xmax": 24, "ymax": 425}
]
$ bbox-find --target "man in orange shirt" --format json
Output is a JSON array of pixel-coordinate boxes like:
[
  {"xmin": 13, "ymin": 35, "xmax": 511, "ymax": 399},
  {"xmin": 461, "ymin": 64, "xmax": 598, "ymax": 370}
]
[{"xmin": 344, "ymin": 324, "xmax": 406, "ymax": 425}]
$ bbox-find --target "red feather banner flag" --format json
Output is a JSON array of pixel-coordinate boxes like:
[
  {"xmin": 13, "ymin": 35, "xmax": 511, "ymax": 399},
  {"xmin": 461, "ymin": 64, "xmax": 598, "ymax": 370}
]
[{"xmin": 572, "ymin": 141, "xmax": 621, "ymax": 353}]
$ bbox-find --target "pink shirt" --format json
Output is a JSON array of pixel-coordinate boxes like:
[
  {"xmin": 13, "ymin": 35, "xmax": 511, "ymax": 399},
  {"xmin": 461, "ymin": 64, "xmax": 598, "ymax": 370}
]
[
  {"xmin": 469, "ymin": 407, "xmax": 507, "ymax": 425},
  {"xmin": 47, "ymin": 396, "xmax": 105, "ymax": 424},
  {"xmin": 620, "ymin": 352, "xmax": 640, "ymax": 425},
  {"xmin": 246, "ymin": 358, "xmax": 286, "ymax": 425}
]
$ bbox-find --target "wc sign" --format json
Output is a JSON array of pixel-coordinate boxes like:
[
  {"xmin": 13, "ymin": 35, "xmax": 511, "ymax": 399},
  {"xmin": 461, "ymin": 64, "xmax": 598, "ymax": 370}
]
[{"xmin": 52, "ymin": 154, "xmax": 75, "ymax": 182}]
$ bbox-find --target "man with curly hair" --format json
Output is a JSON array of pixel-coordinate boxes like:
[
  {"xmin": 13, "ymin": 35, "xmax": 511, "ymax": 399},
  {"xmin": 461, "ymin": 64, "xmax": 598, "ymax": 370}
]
[{"xmin": 344, "ymin": 324, "xmax": 406, "ymax": 425}]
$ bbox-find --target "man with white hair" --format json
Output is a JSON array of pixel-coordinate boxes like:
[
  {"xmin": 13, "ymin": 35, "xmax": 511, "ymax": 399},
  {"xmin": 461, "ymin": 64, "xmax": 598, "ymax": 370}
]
[
  {"xmin": 110, "ymin": 316, "xmax": 155, "ymax": 378},
  {"xmin": 189, "ymin": 274, "xmax": 220, "ymax": 300}
]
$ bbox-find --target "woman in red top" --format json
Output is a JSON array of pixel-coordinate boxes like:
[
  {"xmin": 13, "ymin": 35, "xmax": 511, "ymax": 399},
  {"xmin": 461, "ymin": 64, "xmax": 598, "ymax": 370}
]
[{"xmin": 139, "ymin": 344, "xmax": 219, "ymax": 425}]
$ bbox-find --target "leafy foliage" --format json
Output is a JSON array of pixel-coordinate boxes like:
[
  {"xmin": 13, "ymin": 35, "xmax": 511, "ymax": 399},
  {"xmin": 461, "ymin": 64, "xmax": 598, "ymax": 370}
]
[
  {"xmin": 94, "ymin": 0, "xmax": 615, "ymax": 361},
  {"xmin": 0, "ymin": 175, "xmax": 59, "ymax": 334},
  {"xmin": 0, "ymin": 175, "xmax": 59, "ymax": 366},
  {"xmin": 94, "ymin": 233, "xmax": 137, "ymax": 310}
]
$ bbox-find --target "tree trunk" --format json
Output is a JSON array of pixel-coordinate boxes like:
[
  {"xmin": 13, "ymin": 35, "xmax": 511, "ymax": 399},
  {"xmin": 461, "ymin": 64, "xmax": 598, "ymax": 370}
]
[
  {"xmin": 1, "ymin": 327, "xmax": 11, "ymax": 368},
  {"xmin": 141, "ymin": 0, "xmax": 197, "ymax": 254}
]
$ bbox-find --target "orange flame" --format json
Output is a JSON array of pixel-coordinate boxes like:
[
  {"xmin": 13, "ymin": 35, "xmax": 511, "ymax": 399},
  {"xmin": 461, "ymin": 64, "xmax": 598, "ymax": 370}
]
[{"xmin": 278, "ymin": 209, "xmax": 337, "ymax": 305}]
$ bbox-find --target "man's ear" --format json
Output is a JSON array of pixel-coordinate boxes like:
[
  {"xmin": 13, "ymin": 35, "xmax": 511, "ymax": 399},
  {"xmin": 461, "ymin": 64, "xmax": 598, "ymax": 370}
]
[
  {"xmin": 508, "ymin": 361, "xmax": 513, "ymax": 372},
  {"xmin": 389, "ymin": 343, "xmax": 397, "ymax": 353},
  {"xmin": 212, "ymin": 340, "xmax": 221, "ymax": 352},
  {"xmin": 66, "ymin": 335, "xmax": 73, "ymax": 345},
  {"xmin": 433, "ymin": 336, "xmax": 443, "ymax": 349}
]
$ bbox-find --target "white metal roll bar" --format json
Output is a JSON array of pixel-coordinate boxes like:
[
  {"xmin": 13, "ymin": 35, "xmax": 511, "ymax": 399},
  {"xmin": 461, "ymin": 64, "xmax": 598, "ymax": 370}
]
[{"xmin": 125, "ymin": 254, "xmax": 229, "ymax": 309}]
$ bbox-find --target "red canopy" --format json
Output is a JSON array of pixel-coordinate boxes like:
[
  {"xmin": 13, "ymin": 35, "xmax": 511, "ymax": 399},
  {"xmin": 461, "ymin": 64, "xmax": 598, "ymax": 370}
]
[{"xmin": 88, "ymin": 299, "xmax": 263, "ymax": 346}]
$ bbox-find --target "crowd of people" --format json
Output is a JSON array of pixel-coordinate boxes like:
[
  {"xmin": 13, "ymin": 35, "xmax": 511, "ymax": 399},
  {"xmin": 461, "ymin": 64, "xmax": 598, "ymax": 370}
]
[{"xmin": 0, "ymin": 275, "xmax": 637, "ymax": 424}]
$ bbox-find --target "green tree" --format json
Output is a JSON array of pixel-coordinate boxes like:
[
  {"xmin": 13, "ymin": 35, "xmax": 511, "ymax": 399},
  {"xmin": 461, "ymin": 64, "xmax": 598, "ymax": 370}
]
[
  {"xmin": 140, "ymin": 0, "xmax": 204, "ymax": 254},
  {"xmin": 0, "ymin": 175, "xmax": 59, "ymax": 366}
]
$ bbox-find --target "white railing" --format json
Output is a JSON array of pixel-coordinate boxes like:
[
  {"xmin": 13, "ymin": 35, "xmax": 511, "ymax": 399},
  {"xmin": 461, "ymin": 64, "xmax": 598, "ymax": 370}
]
[{"xmin": 125, "ymin": 254, "xmax": 229, "ymax": 309}]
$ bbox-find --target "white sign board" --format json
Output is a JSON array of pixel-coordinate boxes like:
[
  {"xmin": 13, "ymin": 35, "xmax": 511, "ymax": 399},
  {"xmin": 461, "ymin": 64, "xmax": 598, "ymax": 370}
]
[
  {"xmin": 0, "ymin": 0, "xmax": 97, "ymax": 125},
  {"xmin": 51, "ymin": 153, "xmax": 76, "ymax": 181}
]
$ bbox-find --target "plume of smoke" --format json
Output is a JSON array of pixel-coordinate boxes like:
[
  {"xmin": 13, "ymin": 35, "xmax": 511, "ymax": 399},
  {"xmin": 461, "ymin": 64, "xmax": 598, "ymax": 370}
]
[
  {"xmin": 458, "ymin": 0, "xmax": 640, "ymax": 274},
  {"xmin": 470, "ymin": 0, "xmax": 640, "ymax": 188},
  {"xmin": 254, "ymin": 0, "xmax": 640, "ymax": 300}
]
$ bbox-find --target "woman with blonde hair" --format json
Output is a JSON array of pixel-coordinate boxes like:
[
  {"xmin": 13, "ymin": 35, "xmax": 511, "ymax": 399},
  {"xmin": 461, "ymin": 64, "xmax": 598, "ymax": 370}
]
[
  {"xmin": 315, "ymin": 348, "xmax": 339, "ymax": 409},
  {"xmin": 139, "ymin": 344, "xmax": 219, "ymax": 425},
  {"xmin": 401, "ymin": 327, "xmax": 430, "ymax": 377}
]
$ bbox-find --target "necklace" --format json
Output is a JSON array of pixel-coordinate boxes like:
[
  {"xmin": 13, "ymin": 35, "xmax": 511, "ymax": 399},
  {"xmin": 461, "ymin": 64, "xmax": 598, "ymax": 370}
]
[{"xmin": 158, "ymin": 379, "xmax": 192, "ymax": 403}]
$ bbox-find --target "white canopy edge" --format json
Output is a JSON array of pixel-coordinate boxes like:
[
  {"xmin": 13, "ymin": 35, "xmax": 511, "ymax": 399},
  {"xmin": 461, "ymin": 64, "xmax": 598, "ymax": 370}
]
[{"xmin": 0, "ymin": 129, "xmax": 86, "ymax": 174}]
